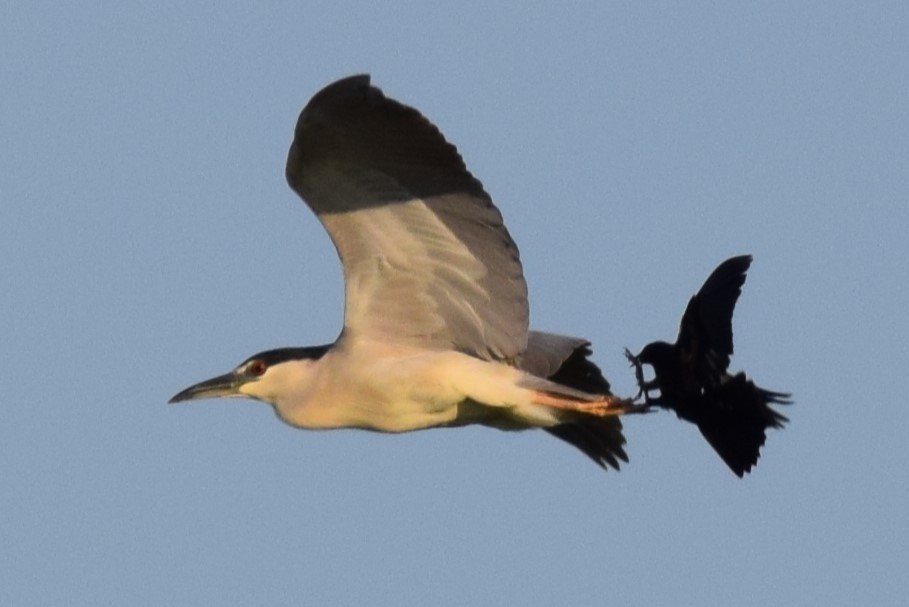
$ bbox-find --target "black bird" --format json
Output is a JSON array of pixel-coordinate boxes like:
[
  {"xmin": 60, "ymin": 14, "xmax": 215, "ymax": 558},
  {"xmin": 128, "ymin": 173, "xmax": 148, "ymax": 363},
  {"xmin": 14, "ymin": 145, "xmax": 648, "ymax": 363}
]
[{"xmin": 626, "ymin": 255, "xmax": 790, "ymax": 477}]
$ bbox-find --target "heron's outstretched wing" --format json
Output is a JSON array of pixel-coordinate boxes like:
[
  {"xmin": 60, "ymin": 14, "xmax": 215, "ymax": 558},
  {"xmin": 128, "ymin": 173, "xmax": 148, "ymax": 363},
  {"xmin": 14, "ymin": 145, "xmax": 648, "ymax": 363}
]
[
  {"xmin": 677, "ymin": 255, "xmax": 752, "ymax": 383},
  {"xmin": 286, "ymin": 75, "xmax": 528, "ymax": 361}
]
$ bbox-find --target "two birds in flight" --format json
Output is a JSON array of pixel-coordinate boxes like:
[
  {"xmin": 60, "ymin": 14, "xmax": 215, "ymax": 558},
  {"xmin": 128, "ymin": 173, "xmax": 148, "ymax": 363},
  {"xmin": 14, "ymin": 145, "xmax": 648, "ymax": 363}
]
[{"xmin": 171, "ymin": 75, "xmax": 790, "ymax": 477}]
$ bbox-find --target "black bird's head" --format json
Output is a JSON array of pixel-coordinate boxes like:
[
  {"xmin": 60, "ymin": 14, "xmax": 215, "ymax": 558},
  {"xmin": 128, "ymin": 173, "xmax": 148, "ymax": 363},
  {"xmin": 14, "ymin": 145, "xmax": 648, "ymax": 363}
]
[
  {"xmin": 635, "ymin": 341, "xmax": 676, "ymax": 376},
  {"xmin": 625, "ymin": 341, "xmax": 679, "ymax": 405}
]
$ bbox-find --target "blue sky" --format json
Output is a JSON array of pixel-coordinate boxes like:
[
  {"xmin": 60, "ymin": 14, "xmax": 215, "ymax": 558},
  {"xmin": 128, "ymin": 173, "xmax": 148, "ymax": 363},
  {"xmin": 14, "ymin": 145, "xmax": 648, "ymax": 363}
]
[{"xmin": 2, "ymin": 2, "xmax": 907, "ymax": 605}]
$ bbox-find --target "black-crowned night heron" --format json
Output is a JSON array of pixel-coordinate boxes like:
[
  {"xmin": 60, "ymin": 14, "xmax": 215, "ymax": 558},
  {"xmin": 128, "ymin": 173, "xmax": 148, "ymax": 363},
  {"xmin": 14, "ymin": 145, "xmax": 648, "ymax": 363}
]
[
  {"xmin": 625, "ymin": 256, "xmax": 790, "ymax": 476},
  {"xmin": 171, "ymin": 74, "xmax": 648, "ymax": 470}
]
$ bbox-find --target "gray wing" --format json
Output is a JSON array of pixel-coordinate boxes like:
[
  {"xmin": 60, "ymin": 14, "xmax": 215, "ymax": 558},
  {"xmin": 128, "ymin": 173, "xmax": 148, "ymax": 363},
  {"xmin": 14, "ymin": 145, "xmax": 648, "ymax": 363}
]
[{"xmin": 285, "ymin": 75, "xmax": 528, "ymax": 361}]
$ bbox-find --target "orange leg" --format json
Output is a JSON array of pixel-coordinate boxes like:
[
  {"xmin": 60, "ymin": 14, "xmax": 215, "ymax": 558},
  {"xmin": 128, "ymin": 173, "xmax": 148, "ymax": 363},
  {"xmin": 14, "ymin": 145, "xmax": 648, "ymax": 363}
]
[{"xmin": 531, "ymin": 392, "xmax": 645, "ymax": 417}]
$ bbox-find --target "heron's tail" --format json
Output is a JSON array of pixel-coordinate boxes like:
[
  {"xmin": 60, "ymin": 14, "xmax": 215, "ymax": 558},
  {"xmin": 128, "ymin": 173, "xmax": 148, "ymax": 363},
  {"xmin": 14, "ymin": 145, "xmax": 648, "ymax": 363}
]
[{"xmin": 527, "ymin": 335, "xmax": 629, "ymax": 470}]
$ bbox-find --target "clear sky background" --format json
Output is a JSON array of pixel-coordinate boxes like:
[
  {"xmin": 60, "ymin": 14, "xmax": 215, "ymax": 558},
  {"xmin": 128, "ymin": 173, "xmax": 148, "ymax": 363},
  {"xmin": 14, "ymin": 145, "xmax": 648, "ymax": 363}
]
[{"xmin": 2, "ymin": 3, "xmax": 907, "ymax": 605}]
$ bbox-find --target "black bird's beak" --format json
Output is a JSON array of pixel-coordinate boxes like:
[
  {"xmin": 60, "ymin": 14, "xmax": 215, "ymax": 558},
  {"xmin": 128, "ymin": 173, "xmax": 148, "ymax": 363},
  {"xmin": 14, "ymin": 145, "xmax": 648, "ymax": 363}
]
[
  {"xmin": 623, "ymin": 347, "xmax": 639, "ymax": 366},
  {"xmin": 169, "ymin": 372, "xmax": 240, "ymax": 403},
  {"xmin": 624, "ymin": 348, "xmax": 647, "ymax": 403}
]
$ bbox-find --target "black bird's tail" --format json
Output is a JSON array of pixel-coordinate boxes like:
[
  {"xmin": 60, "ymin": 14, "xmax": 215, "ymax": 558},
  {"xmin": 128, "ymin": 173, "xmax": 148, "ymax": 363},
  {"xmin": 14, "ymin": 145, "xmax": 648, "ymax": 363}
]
[{"xmin": 694, "ymin": 373, "xmax": 791, "ymax": 477}]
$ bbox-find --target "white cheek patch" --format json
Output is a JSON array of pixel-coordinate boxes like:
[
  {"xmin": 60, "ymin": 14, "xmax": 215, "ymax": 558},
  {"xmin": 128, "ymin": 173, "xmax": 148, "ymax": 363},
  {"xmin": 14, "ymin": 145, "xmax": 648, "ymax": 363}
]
[{"xmin": 237, "ymin": 360, "xmax": 319, "ymax": 407}]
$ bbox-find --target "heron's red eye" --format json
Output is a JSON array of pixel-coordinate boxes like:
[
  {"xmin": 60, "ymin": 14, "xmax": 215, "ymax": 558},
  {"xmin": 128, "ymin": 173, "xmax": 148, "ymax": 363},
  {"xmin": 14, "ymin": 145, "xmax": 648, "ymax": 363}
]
[{"xmin": 247, "ymin": 360, "xmax": 267, "ymax": 377}]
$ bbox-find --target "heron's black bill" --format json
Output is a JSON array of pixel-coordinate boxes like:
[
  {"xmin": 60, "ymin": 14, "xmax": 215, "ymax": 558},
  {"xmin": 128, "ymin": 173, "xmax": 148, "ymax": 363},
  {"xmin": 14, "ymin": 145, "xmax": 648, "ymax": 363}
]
[{"xmin": 169, "ymin": 372, "xmax": 238, "ymax": 403}]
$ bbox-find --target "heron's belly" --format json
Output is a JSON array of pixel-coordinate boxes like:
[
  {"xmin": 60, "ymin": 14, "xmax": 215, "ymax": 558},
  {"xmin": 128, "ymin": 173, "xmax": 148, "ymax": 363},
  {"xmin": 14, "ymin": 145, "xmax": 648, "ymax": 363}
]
[{"xmin": 276, "ymin": 343, "xmax": 559, "ymax": 432}]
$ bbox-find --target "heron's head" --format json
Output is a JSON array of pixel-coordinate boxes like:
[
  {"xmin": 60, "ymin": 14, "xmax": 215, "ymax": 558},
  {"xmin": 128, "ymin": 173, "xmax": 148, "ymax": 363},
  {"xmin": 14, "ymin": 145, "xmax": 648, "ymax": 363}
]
[{"xmin": 169, "ymin": 345, "xmax": 330, "ymax": 406}]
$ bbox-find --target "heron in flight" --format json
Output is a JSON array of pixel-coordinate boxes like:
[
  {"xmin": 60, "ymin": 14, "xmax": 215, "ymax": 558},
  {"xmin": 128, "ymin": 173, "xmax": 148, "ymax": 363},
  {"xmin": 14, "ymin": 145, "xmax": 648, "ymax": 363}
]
[{"xmin": 170, "ymin": 74, "xmax": 648, "ymax": 470}]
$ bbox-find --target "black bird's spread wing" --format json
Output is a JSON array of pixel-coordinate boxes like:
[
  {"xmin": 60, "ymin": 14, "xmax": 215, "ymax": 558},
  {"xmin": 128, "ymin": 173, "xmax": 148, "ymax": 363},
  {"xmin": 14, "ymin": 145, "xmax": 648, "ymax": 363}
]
[{"xmin": 677, "ymin": 255, "xmax": 752, "ymax": 385}]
